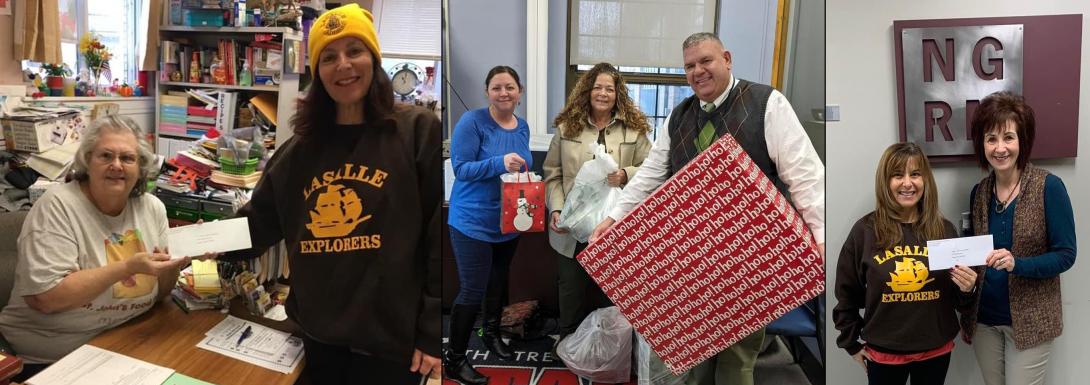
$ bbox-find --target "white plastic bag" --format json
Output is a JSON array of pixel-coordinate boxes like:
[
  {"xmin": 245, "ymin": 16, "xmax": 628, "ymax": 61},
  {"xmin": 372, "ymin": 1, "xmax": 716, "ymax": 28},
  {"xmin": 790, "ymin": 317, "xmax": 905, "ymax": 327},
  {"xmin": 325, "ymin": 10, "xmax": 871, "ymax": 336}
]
[
  {"xmin": 557, "ymin": 143, "xmax": 621, "ymax": 242},
  {"xmin": 557, "ymin": 306, "xmax": 633, "ymax": 383},
  {"xmin": 637, "ymin": 333, "xmax": 651, "ymax": 385}
]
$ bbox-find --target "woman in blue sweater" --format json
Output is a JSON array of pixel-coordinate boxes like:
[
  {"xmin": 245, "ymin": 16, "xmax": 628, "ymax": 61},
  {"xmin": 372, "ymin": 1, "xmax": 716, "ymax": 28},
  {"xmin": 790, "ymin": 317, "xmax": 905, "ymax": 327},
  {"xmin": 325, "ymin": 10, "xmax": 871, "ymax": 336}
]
[
  {"xmin": 963, "ymin": 91, "xmax": 1076, "ymax": 385},
  {"xmin": 444, "ymin": 66, "xmax": 532, "ymax": 385}
]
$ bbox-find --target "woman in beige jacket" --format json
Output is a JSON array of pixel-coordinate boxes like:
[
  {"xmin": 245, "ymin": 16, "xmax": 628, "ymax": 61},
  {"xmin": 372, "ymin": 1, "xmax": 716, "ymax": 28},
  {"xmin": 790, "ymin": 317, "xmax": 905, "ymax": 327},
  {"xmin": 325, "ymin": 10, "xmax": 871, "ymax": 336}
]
[{"xmin": 543, "ymin": 62, "xmax": 652, "ymax": 343}]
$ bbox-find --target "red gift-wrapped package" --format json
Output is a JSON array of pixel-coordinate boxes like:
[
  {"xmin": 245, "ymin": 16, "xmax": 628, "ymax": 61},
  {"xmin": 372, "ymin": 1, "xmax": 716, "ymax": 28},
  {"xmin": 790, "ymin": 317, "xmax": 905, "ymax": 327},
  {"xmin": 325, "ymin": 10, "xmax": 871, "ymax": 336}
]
[{"xmin": 578, "ymin": 133, "xmax": 825, "ymax": 374}]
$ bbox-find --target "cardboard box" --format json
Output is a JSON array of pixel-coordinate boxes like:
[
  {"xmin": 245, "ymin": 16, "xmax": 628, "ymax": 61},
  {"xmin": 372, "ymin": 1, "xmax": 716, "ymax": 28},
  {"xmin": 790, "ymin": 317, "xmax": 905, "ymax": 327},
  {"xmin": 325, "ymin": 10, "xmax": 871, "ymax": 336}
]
[
  {"xmin": 28, "ymin": 179, "xmax": 62, "ymax": 204},
  {"xmin": 1, "ymin": 112, "xmax": 82, "ymax": 153},
  {"xmin": 578, "ymin": 133, "xmax": 825, "ymax": 374}
]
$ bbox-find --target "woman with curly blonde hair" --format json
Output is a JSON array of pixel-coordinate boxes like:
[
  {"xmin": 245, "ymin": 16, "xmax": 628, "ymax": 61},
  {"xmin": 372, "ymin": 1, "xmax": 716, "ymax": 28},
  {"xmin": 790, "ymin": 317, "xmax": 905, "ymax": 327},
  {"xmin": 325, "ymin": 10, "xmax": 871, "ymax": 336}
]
[{"xmin": 543, "ymin": 62, "xmax": 652, "ymax": 346}]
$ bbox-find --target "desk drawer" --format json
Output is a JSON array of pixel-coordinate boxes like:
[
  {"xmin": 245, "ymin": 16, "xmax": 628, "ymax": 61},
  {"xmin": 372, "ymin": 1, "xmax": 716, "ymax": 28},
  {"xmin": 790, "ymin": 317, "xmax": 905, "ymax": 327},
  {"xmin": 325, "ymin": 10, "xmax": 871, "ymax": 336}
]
[
  {"xmin": 167, "ymin": 207, "xmax": 201, "ymax": 222},
  {"xmin": 159, "ymin": 194, "xmax": 201, "ymax": 211},
  {"xmin": 201, "ymin": 200, "xmax": 235, "ymax": 217}
]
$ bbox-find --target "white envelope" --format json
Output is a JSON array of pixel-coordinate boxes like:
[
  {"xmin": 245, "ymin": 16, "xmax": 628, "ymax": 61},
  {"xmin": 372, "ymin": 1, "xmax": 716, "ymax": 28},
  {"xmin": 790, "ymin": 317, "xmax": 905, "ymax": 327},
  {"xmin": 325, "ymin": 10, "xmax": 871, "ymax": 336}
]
[
  {"xmin": 166, "ymin": 217, "xmax": 252, "ymax": 259},
  {"xmin": 927, "ymin": 234, "xmax": 993, "ymax": 271}
]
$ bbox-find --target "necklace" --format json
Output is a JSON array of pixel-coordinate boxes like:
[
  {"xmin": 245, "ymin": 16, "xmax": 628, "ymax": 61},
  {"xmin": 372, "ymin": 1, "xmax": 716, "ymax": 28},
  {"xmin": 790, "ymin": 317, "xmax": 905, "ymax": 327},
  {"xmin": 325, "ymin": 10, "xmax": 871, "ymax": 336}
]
[{"xmin": 993, "ymin": 172, "xmax": 1021, "ymax": 214}]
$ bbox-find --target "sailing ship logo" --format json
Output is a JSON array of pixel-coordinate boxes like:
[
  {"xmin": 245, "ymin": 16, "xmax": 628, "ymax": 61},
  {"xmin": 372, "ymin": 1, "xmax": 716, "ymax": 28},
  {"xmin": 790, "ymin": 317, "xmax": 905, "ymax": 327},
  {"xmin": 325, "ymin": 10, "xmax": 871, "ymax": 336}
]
[
  {"xmin": 305, "ymin": 184, "xmax": 372, "ymax": 238},
  {"xmin": 323, "ymin": 13, "xmax": 346, "ymax": 35},
  {"xmin": 885, "ymin": 257, "xmax": 934, "ymax": 292}
]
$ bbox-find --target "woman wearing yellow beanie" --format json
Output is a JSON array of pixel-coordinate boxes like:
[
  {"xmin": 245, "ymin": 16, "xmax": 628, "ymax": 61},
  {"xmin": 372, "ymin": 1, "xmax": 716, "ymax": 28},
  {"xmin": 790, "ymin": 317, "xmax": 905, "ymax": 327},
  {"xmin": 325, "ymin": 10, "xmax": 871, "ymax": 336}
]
[{"xmin": 222, "ymin": 4, "xmax": 442, "ymax": 384}]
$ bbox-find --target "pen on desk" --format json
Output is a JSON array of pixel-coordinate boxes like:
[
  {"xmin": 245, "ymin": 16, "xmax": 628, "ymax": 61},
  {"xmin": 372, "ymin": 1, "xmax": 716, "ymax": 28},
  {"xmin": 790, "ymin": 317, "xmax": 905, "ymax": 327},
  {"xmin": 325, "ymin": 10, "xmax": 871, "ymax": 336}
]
[
  {"xmin": 170, "ymin": 295, "xmax": 189, "ymax": 314},
  {"xmin": 236, "ymin": 325, "xmax": 253, "ymax": 347}
]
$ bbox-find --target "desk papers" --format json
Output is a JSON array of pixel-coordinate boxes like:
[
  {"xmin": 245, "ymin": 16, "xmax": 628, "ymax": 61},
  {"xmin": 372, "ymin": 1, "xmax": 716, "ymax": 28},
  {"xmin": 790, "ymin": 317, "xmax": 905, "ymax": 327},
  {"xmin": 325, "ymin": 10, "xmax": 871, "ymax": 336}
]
[
  {"xmin": 927, "ymin": 234, "xmax": 993, "ymax": 270},
  {"xmin": 167, "ymin": 217, "xmax": 252, "ymax": 259},
  {"xmin": 161, "ymin": 373, "xmax": 215, "ymax": 385},
  {"xmin": 197, "ymin": 316, "xmax": 303, "ymax": 374},
  {"xmin": 26, "ymin": 345, "xmax": 174, "ymax": 385}
]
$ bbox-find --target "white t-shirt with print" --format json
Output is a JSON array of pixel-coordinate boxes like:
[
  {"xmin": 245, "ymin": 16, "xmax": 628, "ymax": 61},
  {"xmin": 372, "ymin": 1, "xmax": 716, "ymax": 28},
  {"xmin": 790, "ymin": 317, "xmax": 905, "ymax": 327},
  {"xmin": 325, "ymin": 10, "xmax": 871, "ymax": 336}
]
[{"xmin": 0, "ymin": 181, "xmax": 169, "ymax": 363}]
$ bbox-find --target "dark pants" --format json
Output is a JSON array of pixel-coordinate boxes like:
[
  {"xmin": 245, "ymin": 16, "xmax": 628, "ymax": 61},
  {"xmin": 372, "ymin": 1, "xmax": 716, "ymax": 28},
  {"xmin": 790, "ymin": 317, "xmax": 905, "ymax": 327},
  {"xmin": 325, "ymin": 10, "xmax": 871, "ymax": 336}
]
[
  {"xmin": 299, "ymin": 336, "xmax": 422, "ymax": 385},
  {"xmin": 867, "ymin": 352, "xmax": 951, "ymax": 385},
  {"xmin": 557, "ymin": 242, "xmax": 613, "ymax": 335},
  {"xmin": 449, "ymin": 227, "xmax": 520, "ymax": 306}
]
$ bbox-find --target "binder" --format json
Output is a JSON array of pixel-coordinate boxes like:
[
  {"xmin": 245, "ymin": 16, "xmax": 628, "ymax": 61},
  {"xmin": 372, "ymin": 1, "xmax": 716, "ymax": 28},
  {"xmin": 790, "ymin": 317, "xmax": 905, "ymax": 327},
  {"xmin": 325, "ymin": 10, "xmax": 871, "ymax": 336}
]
[{"xmin": 216, "ymin": 91, "xmax": 237, "ymax": 132}]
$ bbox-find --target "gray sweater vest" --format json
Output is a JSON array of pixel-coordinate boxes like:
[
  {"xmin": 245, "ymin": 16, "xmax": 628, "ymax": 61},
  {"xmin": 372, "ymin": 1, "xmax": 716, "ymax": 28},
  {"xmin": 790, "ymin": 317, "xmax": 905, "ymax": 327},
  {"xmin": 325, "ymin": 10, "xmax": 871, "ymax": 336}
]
[{"xmin": 667, "ymin": 79, "xmax": 787, "ymax": 197}]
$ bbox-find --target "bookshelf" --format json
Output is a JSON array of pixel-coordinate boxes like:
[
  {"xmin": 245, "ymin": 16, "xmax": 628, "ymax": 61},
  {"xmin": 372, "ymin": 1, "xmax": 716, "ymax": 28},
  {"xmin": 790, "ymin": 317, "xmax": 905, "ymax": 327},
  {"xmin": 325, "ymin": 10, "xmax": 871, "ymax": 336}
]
[
  {"xmin": 160, "ymin": 81, "xmax": 279, "ymax": 92},
  {"xmin": 154, "ymin": 26, "xmax": 302, "ymax": 153}
]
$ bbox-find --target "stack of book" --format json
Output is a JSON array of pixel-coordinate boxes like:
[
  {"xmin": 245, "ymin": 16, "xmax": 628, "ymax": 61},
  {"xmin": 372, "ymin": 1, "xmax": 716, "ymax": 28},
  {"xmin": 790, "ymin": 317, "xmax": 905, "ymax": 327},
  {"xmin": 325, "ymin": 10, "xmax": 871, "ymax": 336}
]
[
  {"xmin": 171, "ymin": 260, "xmax": 224, "ymax": 311},
  {"xmin": 186, "ymin": 105, "xmax": 217, "ymax": 137},
  {"xmin": 160, "ymin": 94, "xmax": 188, "ymax": 137},
  {"xmin": 211, "ymin": 170, "xmax": 262, "ymax": 189}
]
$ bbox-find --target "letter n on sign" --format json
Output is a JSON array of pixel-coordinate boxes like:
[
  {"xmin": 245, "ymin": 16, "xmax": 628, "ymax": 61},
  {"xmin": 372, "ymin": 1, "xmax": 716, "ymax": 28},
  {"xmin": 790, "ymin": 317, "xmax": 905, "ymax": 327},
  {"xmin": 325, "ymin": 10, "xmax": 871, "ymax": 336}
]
[{"xmin": 898, "ymin": 24, "xmax": 1023, "ymax": 157}]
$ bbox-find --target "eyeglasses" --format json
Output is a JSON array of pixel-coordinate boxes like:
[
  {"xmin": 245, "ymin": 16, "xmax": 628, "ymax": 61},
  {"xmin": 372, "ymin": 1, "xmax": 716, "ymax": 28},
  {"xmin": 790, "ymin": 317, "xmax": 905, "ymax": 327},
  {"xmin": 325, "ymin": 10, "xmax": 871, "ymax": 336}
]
[{"xmin": 92, "ymin": 150, "xmax": 139, "ymax": 166}]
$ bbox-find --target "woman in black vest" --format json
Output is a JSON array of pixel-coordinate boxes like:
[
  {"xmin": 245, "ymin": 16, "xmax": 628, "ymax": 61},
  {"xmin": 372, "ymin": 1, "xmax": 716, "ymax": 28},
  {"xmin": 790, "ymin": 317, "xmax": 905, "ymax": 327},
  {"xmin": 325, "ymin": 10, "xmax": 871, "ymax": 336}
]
[
  {"xmin": 963, "ymin": 91, "xmax": 1076, "ymax": 385},
  {"xmin": 833, "ymin": 142, "xmax": 977, "ymax": 385}
]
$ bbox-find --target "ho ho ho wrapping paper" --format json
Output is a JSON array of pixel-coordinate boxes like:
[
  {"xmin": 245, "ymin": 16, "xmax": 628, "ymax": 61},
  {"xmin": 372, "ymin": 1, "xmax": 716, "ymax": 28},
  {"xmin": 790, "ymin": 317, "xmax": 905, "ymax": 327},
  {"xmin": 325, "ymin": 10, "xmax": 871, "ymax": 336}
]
[{"xmin": 577, "ymin": 132, "xmax": 825, "ymax": 374}]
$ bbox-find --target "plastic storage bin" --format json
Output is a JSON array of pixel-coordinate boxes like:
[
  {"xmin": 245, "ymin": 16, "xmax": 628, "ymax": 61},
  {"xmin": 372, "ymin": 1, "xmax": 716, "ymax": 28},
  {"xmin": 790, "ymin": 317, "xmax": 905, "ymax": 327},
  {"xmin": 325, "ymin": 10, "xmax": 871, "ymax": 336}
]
[{"xmin": 184, "ymin": 8, "xmax": 225, "ymax": 27}]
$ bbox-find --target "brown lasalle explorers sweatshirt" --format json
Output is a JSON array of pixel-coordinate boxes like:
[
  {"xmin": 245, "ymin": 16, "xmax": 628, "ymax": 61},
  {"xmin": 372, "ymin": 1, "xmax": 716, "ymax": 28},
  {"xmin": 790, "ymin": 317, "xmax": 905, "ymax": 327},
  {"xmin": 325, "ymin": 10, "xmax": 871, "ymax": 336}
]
[
  {"xmin": 833, "ymin": 213, "xmax": 972, "ymax": 355},
  {"xmin": 223, "ymin": 105, "xmax": 442, "ymax": 364}
]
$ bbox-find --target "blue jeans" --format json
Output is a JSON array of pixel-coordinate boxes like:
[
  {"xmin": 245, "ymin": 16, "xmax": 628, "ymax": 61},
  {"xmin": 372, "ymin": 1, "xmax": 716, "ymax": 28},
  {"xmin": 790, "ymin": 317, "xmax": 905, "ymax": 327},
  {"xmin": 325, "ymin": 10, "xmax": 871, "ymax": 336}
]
[{"xmin": 449, "ymin": 227, "xmax": 520, "ymax": 306}]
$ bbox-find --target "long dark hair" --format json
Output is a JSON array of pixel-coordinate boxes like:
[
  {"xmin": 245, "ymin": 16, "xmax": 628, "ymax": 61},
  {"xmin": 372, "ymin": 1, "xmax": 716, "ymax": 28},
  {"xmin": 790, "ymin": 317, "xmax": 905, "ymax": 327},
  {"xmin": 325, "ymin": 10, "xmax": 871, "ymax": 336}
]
[{"xmin": 292, "ymin": 51, "xmax": 395, "ymax": 136}]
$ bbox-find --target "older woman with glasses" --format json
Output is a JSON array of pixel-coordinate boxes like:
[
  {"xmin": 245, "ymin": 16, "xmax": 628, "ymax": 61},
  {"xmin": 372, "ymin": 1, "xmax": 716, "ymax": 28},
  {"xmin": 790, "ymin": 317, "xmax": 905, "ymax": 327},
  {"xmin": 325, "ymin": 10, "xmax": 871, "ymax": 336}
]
[{"xmin": 0, "ymin": 115, "xmax": 189, "ymax": 381}]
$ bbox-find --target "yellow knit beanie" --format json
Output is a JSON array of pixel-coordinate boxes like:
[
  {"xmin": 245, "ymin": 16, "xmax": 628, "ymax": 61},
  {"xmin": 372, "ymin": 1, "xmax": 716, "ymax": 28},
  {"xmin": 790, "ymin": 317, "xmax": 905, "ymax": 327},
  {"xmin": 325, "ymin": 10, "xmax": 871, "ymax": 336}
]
[{"xmin": 308, "ymin": 4, "xmax": 381, "ymax": 70}]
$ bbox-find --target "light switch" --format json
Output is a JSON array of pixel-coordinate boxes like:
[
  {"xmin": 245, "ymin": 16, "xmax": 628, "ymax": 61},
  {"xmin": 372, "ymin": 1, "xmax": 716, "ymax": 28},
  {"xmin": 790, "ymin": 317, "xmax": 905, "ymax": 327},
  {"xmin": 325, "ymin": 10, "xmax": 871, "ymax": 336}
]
[{"xmin": 825, "ymin": 105, "xmax": 841, "ymax": 122}]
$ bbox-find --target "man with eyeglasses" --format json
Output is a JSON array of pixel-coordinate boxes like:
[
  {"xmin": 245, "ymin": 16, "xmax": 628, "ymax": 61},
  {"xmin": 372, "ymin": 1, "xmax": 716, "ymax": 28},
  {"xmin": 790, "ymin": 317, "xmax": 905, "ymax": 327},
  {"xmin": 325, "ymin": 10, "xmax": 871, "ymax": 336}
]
[{"xmin": 590, "ymin": 32, "xmax": 825, "ymax": 385}]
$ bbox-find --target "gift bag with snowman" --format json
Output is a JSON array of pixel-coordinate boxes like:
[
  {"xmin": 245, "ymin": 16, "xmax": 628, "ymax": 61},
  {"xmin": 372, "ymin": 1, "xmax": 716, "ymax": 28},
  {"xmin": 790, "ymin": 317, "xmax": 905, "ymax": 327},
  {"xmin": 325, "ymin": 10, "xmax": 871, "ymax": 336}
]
[{"xmin": 500, "ymin": 170, "xmax": 546, "ymax": 233}]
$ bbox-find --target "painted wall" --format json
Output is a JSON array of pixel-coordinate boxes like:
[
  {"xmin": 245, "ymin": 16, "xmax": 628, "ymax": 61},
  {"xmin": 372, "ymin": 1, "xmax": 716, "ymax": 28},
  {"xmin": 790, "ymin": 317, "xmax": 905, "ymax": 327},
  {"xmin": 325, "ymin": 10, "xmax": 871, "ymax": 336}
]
[
  {"xmin": 719, "ymin": 0, "xmax": 777, "ymax": 84},
  {"xmin": 827, "ymin": 1, "xmax": 1088, "ymax": 384},
  {"xmin": 446, "ymin": 0, "xmax": 527, "ymax": 131},
  {"xmin": 784, "ymin": 0, "xmax": 825, "ymax": 161}
]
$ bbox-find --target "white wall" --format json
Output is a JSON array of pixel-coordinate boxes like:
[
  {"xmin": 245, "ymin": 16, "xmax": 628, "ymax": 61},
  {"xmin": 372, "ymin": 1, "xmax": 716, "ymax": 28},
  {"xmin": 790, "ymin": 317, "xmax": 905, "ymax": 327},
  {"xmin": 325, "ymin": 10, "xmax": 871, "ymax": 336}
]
[
  {"xmin": 784, "ymin": 0, "xmax": 825, "ymax": 162},
  {"xmin": 827, "ymin": 1, "xmax": 1088, "ymax": 384},
  {"xmin": 446, "ymin": 0, "xmax": 527, "ymax": 133},
  {"xmin": 719, "ymin": 0, "xmax": 777, "ymax": 84}
]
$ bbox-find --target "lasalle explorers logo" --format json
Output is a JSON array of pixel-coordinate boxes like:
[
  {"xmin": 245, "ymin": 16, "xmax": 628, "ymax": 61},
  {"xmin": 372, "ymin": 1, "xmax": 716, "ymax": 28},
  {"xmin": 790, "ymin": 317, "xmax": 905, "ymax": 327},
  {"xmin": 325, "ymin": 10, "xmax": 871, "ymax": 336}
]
[
  {"xmin": 874, "ymin": 245, "xmax": 941, "ymax": 303},
  {"xmin": 306, "ymin": 184, "xmax": 371, "ymax": 238},
  {"xmin": 299, "ymin": 163, "xmax": 385, "ymax": 254},
  {"xmin": 322, "ymin": 12, "xmax": 346, "ymax": 35}
]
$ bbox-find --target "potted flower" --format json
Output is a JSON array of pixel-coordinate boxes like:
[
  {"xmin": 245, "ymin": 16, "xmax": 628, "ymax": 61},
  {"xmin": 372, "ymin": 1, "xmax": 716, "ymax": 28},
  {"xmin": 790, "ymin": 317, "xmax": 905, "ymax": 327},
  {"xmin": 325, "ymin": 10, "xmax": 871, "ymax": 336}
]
[
  {"xmin": 40, "ymin": 63, "xmax": 71, "ymax": 90},
  {"xmin": 79, "ymin": 32, "xmax": 112, "ymax": 94}
]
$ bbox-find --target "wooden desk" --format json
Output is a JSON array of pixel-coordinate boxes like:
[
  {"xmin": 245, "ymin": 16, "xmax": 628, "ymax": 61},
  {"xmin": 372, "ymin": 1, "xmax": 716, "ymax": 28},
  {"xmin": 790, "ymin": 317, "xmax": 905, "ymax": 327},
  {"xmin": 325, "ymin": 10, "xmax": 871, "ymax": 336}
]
[{"xmin": 88, "ymin": 302, "xmax": 303, "ymax": 385}]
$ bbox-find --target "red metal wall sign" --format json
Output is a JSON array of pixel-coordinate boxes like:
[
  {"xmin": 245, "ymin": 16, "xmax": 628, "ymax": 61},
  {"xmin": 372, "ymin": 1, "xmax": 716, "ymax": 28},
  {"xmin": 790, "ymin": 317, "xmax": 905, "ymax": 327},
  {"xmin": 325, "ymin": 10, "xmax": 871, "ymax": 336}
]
[{"xmin": 894, "ymin": 15, "xmax": 1081, "ymax": 160}]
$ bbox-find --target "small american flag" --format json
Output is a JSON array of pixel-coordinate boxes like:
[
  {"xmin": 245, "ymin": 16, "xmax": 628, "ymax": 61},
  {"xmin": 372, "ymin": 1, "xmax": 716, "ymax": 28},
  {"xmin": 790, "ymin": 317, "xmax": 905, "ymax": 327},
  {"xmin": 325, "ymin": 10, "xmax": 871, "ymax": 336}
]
[{"xmin": 100, "ymin": 61, "xmax": 112, "ymax": 82}]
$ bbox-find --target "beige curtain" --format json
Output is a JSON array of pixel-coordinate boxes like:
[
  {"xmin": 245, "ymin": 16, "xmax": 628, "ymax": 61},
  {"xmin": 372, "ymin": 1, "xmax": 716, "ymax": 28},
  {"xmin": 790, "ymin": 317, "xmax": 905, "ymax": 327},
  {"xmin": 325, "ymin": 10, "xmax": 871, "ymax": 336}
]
[
  {"xmin": 14, "ymin": 0, "xmax": 62, "ymax": 64},
  {"xmin": 139, "ymin": 0, "xmax": 162, "ymax": 71}
]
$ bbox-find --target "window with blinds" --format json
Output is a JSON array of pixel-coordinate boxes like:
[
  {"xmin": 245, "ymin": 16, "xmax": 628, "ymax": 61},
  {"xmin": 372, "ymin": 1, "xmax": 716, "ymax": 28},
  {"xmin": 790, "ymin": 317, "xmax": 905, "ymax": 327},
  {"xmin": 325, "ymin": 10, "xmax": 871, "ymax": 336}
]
[
  {"xmin": 372, "ymin": 0, "xmax": 441, "ymax": 59},
  {"xmin": 569, "ymin": 0, "xmax": 718, "ymax": 68}
]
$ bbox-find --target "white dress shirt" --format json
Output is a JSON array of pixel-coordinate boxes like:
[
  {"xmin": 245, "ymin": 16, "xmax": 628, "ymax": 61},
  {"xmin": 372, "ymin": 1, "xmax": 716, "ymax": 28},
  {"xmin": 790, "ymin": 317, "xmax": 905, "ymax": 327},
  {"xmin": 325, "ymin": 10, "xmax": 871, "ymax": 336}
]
[{"xmin": 607, "ymin": 76, "xmax": 825, "ymax": 244}]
